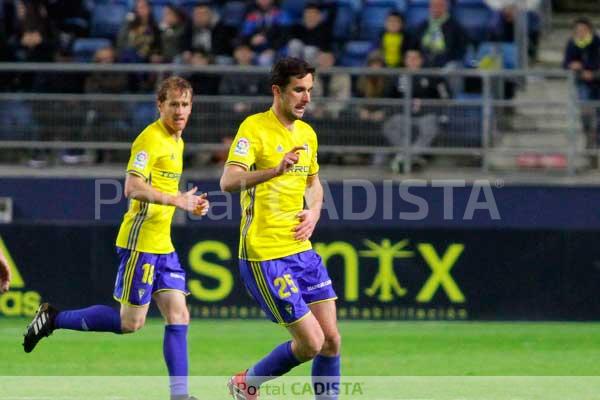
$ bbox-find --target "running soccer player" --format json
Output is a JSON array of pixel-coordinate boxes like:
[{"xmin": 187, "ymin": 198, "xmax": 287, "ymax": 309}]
[
  {"xmin": 23, "ymin": 76, "xmax": 208, "ymax": 400},
  {"xmin": 221, "ymin": 57, "xmax": 341, "ymax": 400},
  {"xmin": 0, "ymin": 248, "xmax": 11, "ymax": 293}
]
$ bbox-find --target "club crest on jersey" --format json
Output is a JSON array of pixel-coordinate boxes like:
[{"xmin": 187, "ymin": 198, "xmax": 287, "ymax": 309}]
[
  {"xmin": 234, "ymin": 137, "xmax": 250, "ymax": 156},
  {"xmin": 276, "ymin": 144, "xmax": 284, "ymax": 153},
  {"xmin": 133, "ymin": 151, "xmax": 148, "ymax": 169}
]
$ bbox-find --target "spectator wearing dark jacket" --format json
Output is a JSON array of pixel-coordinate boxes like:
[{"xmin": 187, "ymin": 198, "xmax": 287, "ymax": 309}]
[
  {"xmin": 287, "ymin": 2, "xmax": 334, "ymax": 65},
  {"xmin": 219, "ymin": 43, "xmax": 270, "ymax": 113},
  {"xmin": 240, "ymin": 0, "xmax": 291, "ymax": 65},
  {"xmin": 116, "ymin": 0, "xmax": 160, "ymax": 62},
  {"xmin": 383, "ymin": 49, "xmax": 450, "ymax": 169},
  {"xmin": 563, "ymin": 18, "xmax": 600, "ymax": 101},
  {"xmin": 184, "ymin": 3, "xmax": 237, "ymax": 59},
  {"xmin": 410, "ymin": 0, "xmax": 468, "ymax": 68}
]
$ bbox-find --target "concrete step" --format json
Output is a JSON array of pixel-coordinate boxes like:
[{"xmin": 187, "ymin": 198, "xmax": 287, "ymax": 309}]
[
  {"xmin": 495, "ymin": 132, "xmax": 586, "ymax": 149},
  {"xmin": 487, "ymin": 150, "xmax": 590, "ymax": 171}
]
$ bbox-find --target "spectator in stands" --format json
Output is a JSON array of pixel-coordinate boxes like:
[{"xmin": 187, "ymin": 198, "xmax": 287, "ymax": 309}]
[
  {"xmin": 184, "ymin": 3, "xmax": 237, "ymax": 62},
  {"xmin": 355, "ymin": 51, "xmax": 398, "ymax": 122},
  {"xmin": 240, "ymin": 0, "xmax": 291, "ymax": 66},
  {"xmin": 184, "ymin": 49, "xmax": 220, "ymax": 95},
  {"xmin": 46, "ymin": 0, "xmax": 90, "ymax": 39},
  {"xmin": 286, "ymin": 2, "xmax": 334, "ymax": 65},
  {"xmin": 116, "ymin": 0, "xmax": 160, "ymax": 63},
  {"xmin": 309, "ymin": 51, "xmax": 351, "ymax": 119},
  {"xmin": 373, "ymin": 11, "xmax": 408, "ymax": 68},
  {"xmin": 219, "ymin": 43, "xmax": 270, "ymax": 113},
  {"xmin": 410, "ymin": 0, "xmax": 468, "ymax": 68},
  {"xmin": 383, "ymin": 49, "xmax": 451, "ymax": 170},
  {"xmin": 10, "ymin": 0, "xmax": 57, "ymax": 62},
  {"xmin": 156, "ymin": 4, "xmax": 188, "ymax": 63},
  {"xmin": 73, "ymin": 45, "xmax": 130, "ymax": 163},
  {"xmin": 487, "ymin": 2, "xmax": 539, "ymax": 60},
  {"xmin": 563, "ymin": 18, "xmax": 600, "ymax": 101},
  {"xmin": 9, "ymin": 0, "xmax": 58, "ymax": 90},
  {"xmin": 563, "ymin": 18, "xmax": 600, "ymax": 139}
]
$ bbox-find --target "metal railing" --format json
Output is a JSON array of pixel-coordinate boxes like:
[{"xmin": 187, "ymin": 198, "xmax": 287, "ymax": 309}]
[{"xmin": 0, "ymin": 63, "xmax": 588, "ymax": 174}]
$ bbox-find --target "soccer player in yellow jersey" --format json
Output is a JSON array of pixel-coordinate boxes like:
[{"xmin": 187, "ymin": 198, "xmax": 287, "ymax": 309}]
[
  {"xmin": 222, "ymin": 57, "xmax": 341, "ymax": 400},
  {"xmin": 23, "ymin": 77, "xmax": 208, "ymax": 400}
]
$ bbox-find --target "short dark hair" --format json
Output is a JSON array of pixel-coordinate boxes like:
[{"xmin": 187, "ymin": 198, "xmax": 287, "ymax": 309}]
[
  {"xmin": 574, "ymin": 17, "xmax": 593, "ymax": 31},
  {"xmin": 387, "ymin": 11, "xmax": 403, "ymax": 20},
  {"xmin": 270, "ymin": 57, "xmax": 316, "ymax": 89},
  {"xmin": 157, "ymin": 76, "xmax": 193, "ymax": 103}
]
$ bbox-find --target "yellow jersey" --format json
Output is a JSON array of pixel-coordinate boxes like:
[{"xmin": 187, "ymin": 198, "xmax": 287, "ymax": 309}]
[
  {"xmin": 116, "ymin": 119, "xmax": 184, "ymax": 254},
  {"xmin": 226, "ymin": 108, "xmax": 319, "ymax": 261}
]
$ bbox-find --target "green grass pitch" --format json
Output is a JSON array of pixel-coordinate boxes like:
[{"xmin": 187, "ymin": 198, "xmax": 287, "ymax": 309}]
[{"xmin": 3, "ymin": 319, "xmax": 600, "ymax": 399}]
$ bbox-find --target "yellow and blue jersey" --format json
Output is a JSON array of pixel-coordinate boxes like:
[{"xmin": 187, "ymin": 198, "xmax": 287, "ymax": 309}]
[
  {"xmin": 226, "ymin": 108, "xmax": 319, "ymax": 261},
  {"xmin": 116, "ymin": 119, "xmax": 184, "ymax": 254}
]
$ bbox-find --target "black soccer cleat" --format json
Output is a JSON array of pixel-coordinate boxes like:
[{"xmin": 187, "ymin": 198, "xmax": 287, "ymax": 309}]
[{"xmin": 23, "ymin": 302, "xmax": 59, "ymax": 353}]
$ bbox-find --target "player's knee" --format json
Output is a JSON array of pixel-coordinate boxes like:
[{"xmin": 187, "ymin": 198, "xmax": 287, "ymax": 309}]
[
  {"xmin": 121, "ymin": 317, "xmax": 146, "ymax": 333},
  {"xmin": 166, "ymin": 308, "xmax": 189, "ymax": 325},
  {"xmin": 298, "ymin": 331, "xmax": 325, "ymax": 360},
  {"xmin": 321, "ymin": 332, "xmax": 341, "ymax": 356}
]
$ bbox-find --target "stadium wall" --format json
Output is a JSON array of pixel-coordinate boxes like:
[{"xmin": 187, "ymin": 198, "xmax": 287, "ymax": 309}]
[
  {"xmin": 1, "ymin": 177, "xmax": 599, "ymax": 321},
  {"xmin": 1, "ymin": 177, "xmax": 599, "ymax": 229}
]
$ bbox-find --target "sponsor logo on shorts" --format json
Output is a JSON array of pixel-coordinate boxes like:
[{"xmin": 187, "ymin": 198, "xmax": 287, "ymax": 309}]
[
  {"xmin": 170, "ymin": 273, "xmax": 185, "ymax": 281},
  {"xmin": 133, "ymin": 150, "xmax": 149, "ymax": 170},
  {"xmin": 234, "ymin": 138, "xmax": 250, "ymax": 156},
  {"xmin": 306, "ymin": 280, "xmax": 332, "ymax": 292}
]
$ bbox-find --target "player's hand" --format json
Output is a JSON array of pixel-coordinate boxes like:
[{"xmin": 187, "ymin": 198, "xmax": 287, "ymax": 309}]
[
  {"xmin": 294, "ymin": 209, "xmax": 319, "ymax": 241},
  {"xmin": 275, "ymin": 146, "xmax": 306, "ymax": 176},
  {"xmin": 0, "ymin": 257, "xmax": 11, "ymax": 293},
  {"xmin": 192, "ymin": 193, "xmax": 209, "ymax": 216},
  {"xmin": 581, "ymin": 70, "xmax": 594, "ymax": 81},
  {"xmin": 173, "ymin": 187, "xmax": 205, "ymax": 212}
]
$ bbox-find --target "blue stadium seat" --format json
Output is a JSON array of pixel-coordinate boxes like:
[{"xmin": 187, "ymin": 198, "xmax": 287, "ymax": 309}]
[
  {"xmin": 0, "ymin": 101, "xmax": 36, "ymax": 140},
  {"xmin": 281, "ymin": 0, "xmax": 306, "ymax": 21},
  {"xmin": 444, "ymin": 99, "xmax": 482, "ymax": 146},
  {"xmin": 340, "ymin": 40, "xmax": 371, "ymax": 66},
  {"xmin": 476, "ymin": 41, "xmax": 518, "ymax": 69},
  {"xmin": 333, "ymin": 1, "xmax": 356, "ymax": 41},
  {"xmin": 454, "ymin": 0, "xmax": 485, "ymax": 4},
  {"xmin": 453, "ymin": 4, "xmax": 494, "ymax": 40},
  {"xmin": 181, "ymin": 0, "xmax": 203, "ymax": 13},
  {"xmin": 72, "ymin": 38, "xmax": 112, "ymax": 62},
  {"xmin": 220, "ymin": 1, "xmax": 247, "ymax": 27},
  {"xmin": 405, "ymin": 2, "xmax": 428, "ymax": 32},
  {"xmin": 132, "ymin": 102, "xmax": 158, "ymax": 131},
  {"xmin": 408, "ymin": 0, "xmax": 428, "ymax": 5},
  {"xmin": 90, "ymin": 2, "xmax": 128, "ymax": 39}
]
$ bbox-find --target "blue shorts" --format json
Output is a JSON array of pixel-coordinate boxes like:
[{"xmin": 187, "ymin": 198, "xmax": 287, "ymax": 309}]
[
  {"xmin": 239, "ymin": 250, "xmax": 337, "ymax": 326},
  {"xmin": 113, "ymin": 247, "xmax": 189, "ymax": 306}
]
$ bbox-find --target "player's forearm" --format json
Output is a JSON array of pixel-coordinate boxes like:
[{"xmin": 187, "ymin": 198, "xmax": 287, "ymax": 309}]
[
  {"xmin": 220, "ymin": 168, "xmax": 278, "ymax": 192},
  {"xmin": 305, "ymin": 179, "xmax": 324, "ymax": 218},
  {"xmin": 125, "ymin": 178, "xmax": 178, "ymax": 207}
]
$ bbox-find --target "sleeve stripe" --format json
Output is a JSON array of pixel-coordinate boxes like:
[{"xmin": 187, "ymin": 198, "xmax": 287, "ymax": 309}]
[
  {"xmin": 308, "ymin": 171, "xmax": 319, "ymax": 176},
  {"xmin": 126, "ymin": 170, "xmax": 148, "ymax": 180},
  {"xmin": 225, "ymin": 161, "xmax": 250, "ymax": 170}
]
